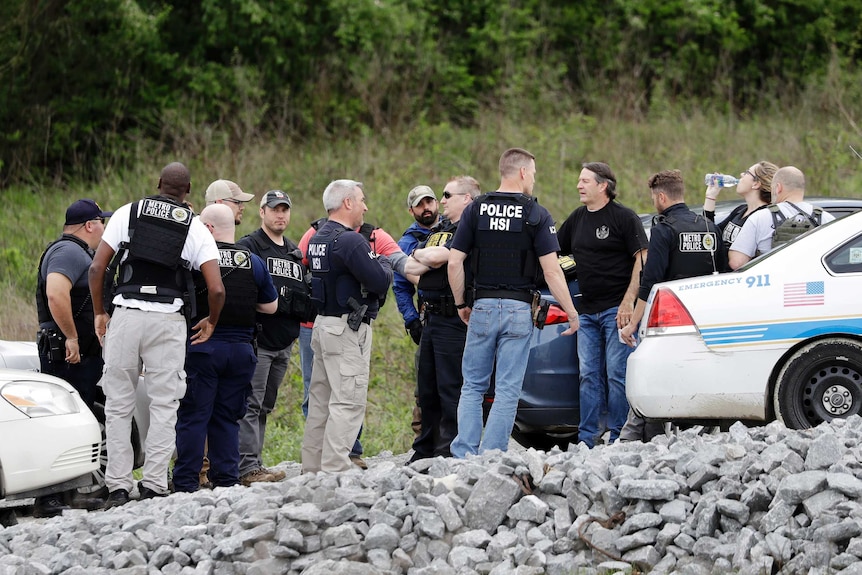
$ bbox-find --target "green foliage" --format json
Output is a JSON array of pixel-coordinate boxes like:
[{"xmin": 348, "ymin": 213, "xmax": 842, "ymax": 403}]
[{"xmin": 3, "ymin": 0, "xmax": 861, "ymax": 184}]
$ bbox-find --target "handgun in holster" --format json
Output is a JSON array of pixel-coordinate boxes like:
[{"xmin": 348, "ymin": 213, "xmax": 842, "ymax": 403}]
[
  {"xmin": 531, "ymin": 291, "xmax": 551, "ymax": 329},
  {"xmin": 347, "ymin": 297, "xmax": 368, "ymax": 332}
]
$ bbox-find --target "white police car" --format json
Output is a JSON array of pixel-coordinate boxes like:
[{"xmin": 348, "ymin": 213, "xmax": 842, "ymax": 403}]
[
  {"xmin": 627, "ymin": 209, "xmax": 862, "ymax": 429},
  {"xmin": 0, "ymin": 368, "xmax": 100, "ymax": 501}
]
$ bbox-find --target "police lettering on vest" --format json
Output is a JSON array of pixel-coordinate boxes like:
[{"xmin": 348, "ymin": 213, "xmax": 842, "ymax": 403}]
[
  {"xmin": 478, "ymin": 202, "xmax": 524, "ymax": 232},
  {"xmin": 471, "ymin": 193, "xmax": 539, "ymax": 291},
  {"xmin": 653, "ymin": 210, "xmax": 721, "ymax": 280},
  {"xmin": 678, "ymin": 231, "xmax": 716, "ymax": 252}
]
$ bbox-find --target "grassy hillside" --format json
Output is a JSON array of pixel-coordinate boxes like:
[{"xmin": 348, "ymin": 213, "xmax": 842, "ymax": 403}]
[{"xmin": 1, "ymin": 104, "xmax": 860, "ymax": 464}]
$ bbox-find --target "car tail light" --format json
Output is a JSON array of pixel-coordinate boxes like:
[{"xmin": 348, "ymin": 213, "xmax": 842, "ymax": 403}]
[
  {"xmin": 644, "ymin": 288, "xmax": 698, "ymax": 336},
  {"xmin": 545, "ymin": 303, "xmax": 569, "ymax": 325}
]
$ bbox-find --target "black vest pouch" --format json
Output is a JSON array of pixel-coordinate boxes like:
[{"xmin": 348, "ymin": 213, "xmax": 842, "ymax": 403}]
[
  {"xmin": 117, "ymin": 198, "xmax": 194, "ymax": 303},
  {"xmin": 128, "ymin": 199, "xmax": 192, "ymax": 266}
]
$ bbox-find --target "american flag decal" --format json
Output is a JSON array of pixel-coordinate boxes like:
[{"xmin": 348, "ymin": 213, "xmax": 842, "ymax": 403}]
[{"xmin": 784, "ymin": 281, "xmax": 825, "ymax": 307}]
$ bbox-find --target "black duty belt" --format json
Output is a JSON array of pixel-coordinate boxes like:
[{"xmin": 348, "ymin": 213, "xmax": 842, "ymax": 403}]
[
  {"xmin": 474, "ymin": 289, "xmax": 534, "ymax": 304},
  {"xmin": 423, "ymin": 298, "xmax": 457, "ymax": 317},
  {"xmin": 320, "ymin": 313, "xmax": 372, "ymax": 325}
]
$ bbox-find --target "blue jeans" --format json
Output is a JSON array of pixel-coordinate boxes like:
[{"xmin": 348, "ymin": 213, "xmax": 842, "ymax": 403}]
[
  {"xmin": 300, "ymin": 324, "xmax": 363, "ymax": 457},
  {"xmin": 450, "ymin": 299, "xmax": 532, "ymax": 458},
  {"xmin": 577, "ymin": 306, "xmax": 633, "ymax": 447}
]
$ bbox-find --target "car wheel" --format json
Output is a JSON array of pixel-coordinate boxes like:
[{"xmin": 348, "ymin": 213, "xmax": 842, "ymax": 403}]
[
  {"xmin": 510, "ymin": 428, "xmax": 575, "ymax": 452},
  {"xmin": 774, "ymin": 338, "xmax": 862, "ymax": 429}
]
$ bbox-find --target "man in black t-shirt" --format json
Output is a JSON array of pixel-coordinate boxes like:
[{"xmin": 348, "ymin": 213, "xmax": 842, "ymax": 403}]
[
  {"xmin": 557, "ymin": 162, "xmax": 648, "ymax": 448},
  {"xmin": 236, "ymin": 190, "xmax": 311, "ymax": 486}
]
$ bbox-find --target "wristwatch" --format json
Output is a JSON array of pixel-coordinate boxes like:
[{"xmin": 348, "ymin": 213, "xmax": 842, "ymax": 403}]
[{"xmin": 455, "ymin": 302, "xmax": 468, "ymax": 310}]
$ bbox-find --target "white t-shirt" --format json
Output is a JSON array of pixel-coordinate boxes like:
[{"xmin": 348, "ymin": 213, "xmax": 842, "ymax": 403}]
[
  {"xmin": 729, "ymin": 201, "xmax": 835, "ymax": 257},
  {"xmin": 102, "ymin": 200, "xmax": 219, "ymax": 312}
]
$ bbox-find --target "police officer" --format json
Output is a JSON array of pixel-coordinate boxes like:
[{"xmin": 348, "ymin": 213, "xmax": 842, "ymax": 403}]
[
  {"xmin": 33, "ymin": 198, "xmax": 112, "ymax": 517},
  {"xmin": 89, "ymin": 161, "xmax": 225, "ymax": 508},
  {"xmin": 301, "ymin": 179, "xmax": 425, "ymax": 472},
  {"xmin": 235, "ymin": 190, "xmax": 314, "ymax": 485},
  {"xmin": 173, "ymin": 204, "xmax": 278, "ymax": 492},
  {"xmin": 620, "ymin": 169, "xmax": 726, "ymax": 441},
  {"xmin": 408, "ymin": 176, "xmax": 480, "ymax": 461},
  {"xmin": 395, "ymin": 185, "xmax": 440, "ymax": 344},
  {"xmin": 297, "ymin": 217, "xmax": 403, "ymax": 469},
  {"xmin": 447, "ymin": 149, "xmax": 579, "ymax": 457}
]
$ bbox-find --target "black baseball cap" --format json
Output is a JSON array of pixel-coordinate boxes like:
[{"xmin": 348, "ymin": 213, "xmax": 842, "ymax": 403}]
[{"xmin": 65, "ymin": 199, "xmax": 113, "ymax": 225}]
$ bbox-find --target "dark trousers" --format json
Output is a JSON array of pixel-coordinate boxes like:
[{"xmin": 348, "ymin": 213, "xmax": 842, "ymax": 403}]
[
  {"xmin": 39, "ymin": 353, "xmax": 103, "ymax": 411},
  {"xmin": 411, "ymin": 313, "xmax": 467, "ymax": 460},
  {"xmin": 174, "ymin": 340, "xmax": 257, "ymax": 492}
]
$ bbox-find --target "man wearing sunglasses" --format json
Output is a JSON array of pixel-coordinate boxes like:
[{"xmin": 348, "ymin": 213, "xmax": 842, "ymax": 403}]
[
  {"xmin": 205, "ymin": 179, "xmax": 255, "ymax": 225},
  {"xmin": 33, "ymin": 198, "xmax": 112, "ymax": 517},
  {"xmin": 409, "ymin": 176, "xmax": 480, "ymax": 460}
]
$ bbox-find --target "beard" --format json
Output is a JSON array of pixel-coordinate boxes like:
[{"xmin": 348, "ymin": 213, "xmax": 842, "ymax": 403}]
[{"xmin": 416, "ymin": 210, "xmax": 438, "ymax": 227}]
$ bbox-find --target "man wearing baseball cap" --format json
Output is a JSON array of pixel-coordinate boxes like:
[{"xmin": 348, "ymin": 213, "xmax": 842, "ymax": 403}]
[
  {"xmin": 33, "ymin": 198, "xmax": 112, "ymax": 517},
  {"xmin": 205, "ymin": 179, "xmax": 255, "ymax": 225},
  {"xmin": 394, "ymin": 185, "xmax": 440, "ymax": 439},
  {"xmin": 235, "ymin": 189, "xmax": 314, "ymax": 484}
]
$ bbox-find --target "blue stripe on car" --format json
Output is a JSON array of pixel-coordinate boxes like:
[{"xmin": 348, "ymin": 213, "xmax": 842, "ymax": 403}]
[{"xmin": 701, "ymin": 317, "xmax": 862, "ymax": 347}]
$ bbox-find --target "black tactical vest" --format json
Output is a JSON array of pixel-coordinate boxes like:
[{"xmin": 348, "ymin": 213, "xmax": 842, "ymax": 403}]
[
  {"xmin": 471, "ymin": 193, "xmax": 539, "ymax": 291},
  {"xmin": 241, "ymin": 230, "xmax": 315, "ymax": 322},
  {"xmin": 193, "ymin": 242, "xmax": 257, "ymax": 328},
  {"xmin": 654, "ymin": 211, "xmax": 720, "ymax": 280},
  {"xmin": 36, "ymin": 234, "xmax": 99, "ymax": 354},
  {"xmin": 115, "ymin": 196, "xmax": 194, "ymax": 303},
  {"xmin": 418, "ymin": 218, "xmax": 458, "ymax": 294}
]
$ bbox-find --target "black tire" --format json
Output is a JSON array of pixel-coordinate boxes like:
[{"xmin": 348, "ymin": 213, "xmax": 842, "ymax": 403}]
[
  {"xmin": 774, "ymin": 338, "xmax": 862, "ymax": 429},
  {"xmin": 510, "ymin": 428, "xmax": 575, "ymax": 452}
]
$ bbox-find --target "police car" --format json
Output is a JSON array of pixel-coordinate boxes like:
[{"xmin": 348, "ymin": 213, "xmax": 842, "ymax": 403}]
[
  {"xmin": 627, "ymin": 209, "xmax": 862, "ymax": 429},
  {"xmin": 0, "ymin": 366, "xmax": 100, "ymax": 508},
  {"xmin": 0, "ymin": 340, "xmax": 146, "ymax": 516}
]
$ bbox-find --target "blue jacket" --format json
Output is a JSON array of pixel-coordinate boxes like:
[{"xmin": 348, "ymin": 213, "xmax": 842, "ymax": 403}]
[{"xmin": 394, "ymin": 221, "xmax": 434, "ymax": 325}]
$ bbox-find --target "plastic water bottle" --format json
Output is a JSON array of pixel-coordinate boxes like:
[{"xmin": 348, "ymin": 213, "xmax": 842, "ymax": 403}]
[{"xmin": 704, "ymin": 173, "xmax": 739, "ymax": 188}]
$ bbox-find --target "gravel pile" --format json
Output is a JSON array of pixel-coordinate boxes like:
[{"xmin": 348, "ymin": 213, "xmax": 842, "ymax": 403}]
[{"xmin": 5, "ymin": 418, "xmax": 862, "ymax": 574}]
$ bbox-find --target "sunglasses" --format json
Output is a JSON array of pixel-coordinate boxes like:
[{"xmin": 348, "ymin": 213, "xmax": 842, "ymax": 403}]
[{"xmin": 442, "ymin": 191, "xmax": 467, "ymax": 199}]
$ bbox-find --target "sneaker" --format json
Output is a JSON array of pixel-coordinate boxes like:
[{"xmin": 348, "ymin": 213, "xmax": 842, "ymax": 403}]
[
  {"xmin": 33, "ymin": 494, "xmax": 70, "ymax": 518},
  {"xmin": 104, "ymin": 489, "xmax": 130, "ymax": 510},
  {"xmin": 240, "ymin": 467, "xmax": 276, "ymax": 486},
  {"xmin": 138, "ymin": 481, "xmax": 168, "ymax": 500},
  {"xmin": 349, "ymin": 455, "xmax": 368, "ymax": 470},
  {"xmin": 262, "ymin": 466, "xmax": 286, "ymax": 481}
]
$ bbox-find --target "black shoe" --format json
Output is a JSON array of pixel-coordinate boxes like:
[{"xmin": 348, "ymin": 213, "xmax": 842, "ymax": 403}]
[
  {"xmin": 33, "ymin": 494, "xmax": 70, "ymax": 518},
  {"xmin": 0, "ymin": 509, "xmax": 17, "ymax": 527},
  {"xmin": 103, "ymin": 489, "xmax": 130, "ymax": 510},
  {"xmin": 68, "ymin": 491, "xmax": 106, "ymax": 511},
  {"xmin": 138, "ymin": 481, "xmax": 168, "ymax": 500}
]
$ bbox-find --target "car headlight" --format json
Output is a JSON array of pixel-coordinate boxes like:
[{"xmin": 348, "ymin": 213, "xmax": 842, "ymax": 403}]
[{"xmin": 1, "ymin": 380, "xmax": 81, "ymax": 417}]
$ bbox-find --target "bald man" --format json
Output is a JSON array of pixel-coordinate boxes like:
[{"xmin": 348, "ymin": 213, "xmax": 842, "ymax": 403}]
[
  {"xmin": 729, "ymin": 166, "xmax": 834, "ymax": 269},
  {"xmin": 172, "ymin": 204, "xmax": 278, "ymax": 493}
]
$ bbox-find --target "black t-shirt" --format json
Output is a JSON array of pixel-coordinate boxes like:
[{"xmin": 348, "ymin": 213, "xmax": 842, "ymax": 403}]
[
  {"xmin": 237, "ymin": 228, "xmax": 302, "ymax": 350},
  {"xmin": 557, "ymin": 201, "xmax": 648, "ymax": 314}
]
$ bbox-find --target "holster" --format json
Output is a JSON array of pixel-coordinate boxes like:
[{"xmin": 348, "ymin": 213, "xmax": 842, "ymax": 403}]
[
  {"xmin": 531, "ymin": 291, "xmax": 551, "ymax": 329},
  {"xmin": 37, "ymin": 328, "xmax": 66, "ymax": 364},
  {"xmin": 347, "ymin": 297, "xmax": 368, "ymax": 332}
]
